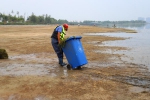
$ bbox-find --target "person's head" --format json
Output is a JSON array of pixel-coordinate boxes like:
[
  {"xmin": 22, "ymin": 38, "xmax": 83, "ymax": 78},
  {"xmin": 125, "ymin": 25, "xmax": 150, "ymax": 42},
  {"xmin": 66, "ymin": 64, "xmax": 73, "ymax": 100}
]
[{"xmin": 63, "ymin": 23, "xmax": 69, "ymax": 31}]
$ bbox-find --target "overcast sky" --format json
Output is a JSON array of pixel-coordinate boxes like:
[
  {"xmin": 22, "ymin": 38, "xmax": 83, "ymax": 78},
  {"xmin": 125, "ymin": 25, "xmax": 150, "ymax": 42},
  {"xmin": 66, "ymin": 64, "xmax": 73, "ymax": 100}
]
[{"xmin": 0, "ymin": 0, "xmax": 150, "ymax": 21}]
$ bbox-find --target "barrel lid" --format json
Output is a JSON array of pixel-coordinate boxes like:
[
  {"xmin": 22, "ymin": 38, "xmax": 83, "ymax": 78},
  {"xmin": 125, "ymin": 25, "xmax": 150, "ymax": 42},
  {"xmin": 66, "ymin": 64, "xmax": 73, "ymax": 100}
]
[{"xmin": 65, "ymin": 36, "xmax": 82, "ymax": 42}]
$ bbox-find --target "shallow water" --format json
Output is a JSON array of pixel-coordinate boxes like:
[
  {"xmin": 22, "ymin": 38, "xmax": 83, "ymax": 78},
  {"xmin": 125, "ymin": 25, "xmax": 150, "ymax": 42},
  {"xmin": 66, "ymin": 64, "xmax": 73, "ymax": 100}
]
[
  {"xmin": 0, "ymin": 53, "xmax": 69, "ymax": 77},
  {"xmin": 129, "ymin": 86, "xmax": 150, "ymax": 93},
  {"xmin": 87, "ymin": 28, "xmax": 150, "ymax": 70}
]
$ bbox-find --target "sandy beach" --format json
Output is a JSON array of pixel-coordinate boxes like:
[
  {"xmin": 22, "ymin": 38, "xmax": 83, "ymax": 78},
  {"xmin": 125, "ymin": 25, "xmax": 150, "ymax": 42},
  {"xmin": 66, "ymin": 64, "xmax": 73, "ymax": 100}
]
[{"xmin": 0, "ymin": 25, "xmax": 149, "ymax": 100}]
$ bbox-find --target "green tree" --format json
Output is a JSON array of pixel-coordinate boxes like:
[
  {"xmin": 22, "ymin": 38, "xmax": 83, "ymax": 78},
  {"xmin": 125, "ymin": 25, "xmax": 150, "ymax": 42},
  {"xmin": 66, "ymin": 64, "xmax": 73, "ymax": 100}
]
[
  {"xmin": 3, "ymin": 14, "xmax": 8, "ymax": 22},
  {"xmin": 0, "ymin": 13, "xmax": 2, "ymax": 17},
  {"xmin": 50, "ymin": 18, "xmax": 57, "ymax": 24},
  {"xmin": 29, "ymin": 13, "xmax": 37, "ymax": 24},
  {"xmin": 37, "ymin": 15, "xmax": 44, "ymax": 24},
  {"xmin": 58, "ymin": 19, "xmax": 68, "ymax": 24},
  {"xmin": 45, "ymin": 14, "xmax": 49, "ymax": 24},
  {"xmin": 17, "ymin": 11, "xmax": 19, "ymax": 18}
]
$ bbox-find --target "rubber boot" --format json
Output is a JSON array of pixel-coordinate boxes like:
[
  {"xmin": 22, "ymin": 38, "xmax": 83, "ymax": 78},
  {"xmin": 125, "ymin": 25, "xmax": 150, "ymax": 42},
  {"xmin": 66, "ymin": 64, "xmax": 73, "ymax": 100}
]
[{"xmin": 58, "ymin": 58, "xmax": 67, "ymax": 66}]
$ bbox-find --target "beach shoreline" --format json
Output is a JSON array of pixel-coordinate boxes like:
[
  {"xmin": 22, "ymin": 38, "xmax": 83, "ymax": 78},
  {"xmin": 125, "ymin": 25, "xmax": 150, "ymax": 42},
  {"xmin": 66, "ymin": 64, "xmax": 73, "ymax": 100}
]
[{"xmin": 0, "ymin": 25, "xmax": 149, "ymax": 100}]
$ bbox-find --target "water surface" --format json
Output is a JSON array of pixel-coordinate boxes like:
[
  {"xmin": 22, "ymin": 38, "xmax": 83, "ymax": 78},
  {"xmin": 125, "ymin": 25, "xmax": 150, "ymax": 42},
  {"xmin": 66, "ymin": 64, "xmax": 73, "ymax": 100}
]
[{"xmin": 87, "ymin": 28, "xmax": 150, "ymax": 70}]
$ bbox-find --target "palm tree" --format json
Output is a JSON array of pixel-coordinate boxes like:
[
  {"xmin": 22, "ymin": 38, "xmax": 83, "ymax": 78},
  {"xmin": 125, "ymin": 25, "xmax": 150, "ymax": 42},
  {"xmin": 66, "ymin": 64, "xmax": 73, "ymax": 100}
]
[
  {"xmin": 11, "ymin": 10, "xmax": 14, "ymax": 16},
  {"xmin": 17, "ymin": 11, "xmax": 19, "ymax": 18}
]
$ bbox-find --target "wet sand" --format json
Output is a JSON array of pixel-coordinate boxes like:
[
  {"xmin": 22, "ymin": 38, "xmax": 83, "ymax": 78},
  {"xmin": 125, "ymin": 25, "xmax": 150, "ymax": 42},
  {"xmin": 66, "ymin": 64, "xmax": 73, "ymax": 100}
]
[{"xmin": 0, "ymin": 25, "xmax": 150, "ymax": 100}]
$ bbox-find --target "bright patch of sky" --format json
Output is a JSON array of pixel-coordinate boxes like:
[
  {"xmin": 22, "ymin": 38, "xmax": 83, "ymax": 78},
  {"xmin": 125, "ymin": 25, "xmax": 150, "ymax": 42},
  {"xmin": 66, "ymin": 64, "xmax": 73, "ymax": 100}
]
[{"xmin": 0, "ymin": 0, "xmax": 150, "ymax": 21}]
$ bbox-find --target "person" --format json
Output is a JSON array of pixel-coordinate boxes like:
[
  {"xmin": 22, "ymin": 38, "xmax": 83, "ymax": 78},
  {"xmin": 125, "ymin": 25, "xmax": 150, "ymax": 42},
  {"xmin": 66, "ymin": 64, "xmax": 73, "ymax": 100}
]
[{"xmin": 51, "ymin": 23, "xmax": 69, "ymax": 66}]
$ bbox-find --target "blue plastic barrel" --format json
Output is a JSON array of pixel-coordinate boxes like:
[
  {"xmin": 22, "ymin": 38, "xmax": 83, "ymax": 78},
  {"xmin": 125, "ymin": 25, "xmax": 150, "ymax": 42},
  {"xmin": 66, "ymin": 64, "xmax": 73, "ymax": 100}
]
[{"xmin": 62, "ymin": 36, "xmax": 88, "ymax": 69}]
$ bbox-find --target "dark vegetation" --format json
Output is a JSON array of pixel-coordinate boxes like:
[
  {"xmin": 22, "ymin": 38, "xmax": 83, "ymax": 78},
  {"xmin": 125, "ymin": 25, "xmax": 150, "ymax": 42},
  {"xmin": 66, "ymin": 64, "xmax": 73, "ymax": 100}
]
[{"xmin": 0, "ymin": 49, "xmax": 8, "ymax": 59}]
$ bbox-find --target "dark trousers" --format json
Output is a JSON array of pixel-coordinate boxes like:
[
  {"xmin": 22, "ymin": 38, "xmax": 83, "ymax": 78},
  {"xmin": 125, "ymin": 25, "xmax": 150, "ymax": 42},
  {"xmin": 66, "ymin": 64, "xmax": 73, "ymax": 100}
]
[{"xmin": 51, "ymin": 38, "xmax": 63, "ymax": 59}]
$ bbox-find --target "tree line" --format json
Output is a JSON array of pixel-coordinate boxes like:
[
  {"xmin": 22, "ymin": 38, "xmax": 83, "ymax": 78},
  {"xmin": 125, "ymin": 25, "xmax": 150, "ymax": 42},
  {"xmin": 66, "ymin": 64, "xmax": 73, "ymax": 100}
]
[
  {"xmin": 82, "ymin": 20, "xmax": 146, "ymax": 27},
  {"xmin": 0, "ymin": 11, "xmax": 146, "ymax": 27},
  {"xmin": 0, "ymin": 11, "xmax": 68, "ymax": 25},
  {"xmin": 0, "ymin": 12, "xmax": 24, "ymax": 24}
]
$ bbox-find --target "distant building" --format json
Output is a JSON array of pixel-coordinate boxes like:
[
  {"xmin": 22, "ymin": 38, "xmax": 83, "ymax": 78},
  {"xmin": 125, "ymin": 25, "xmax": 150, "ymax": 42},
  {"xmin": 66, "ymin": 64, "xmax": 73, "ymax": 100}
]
[
  {"xmin": 146, "ymin": 17, "xmax": 150, "ymax": 23},
  {"xmin": 138, "ymin": 17, "xmax": 145, "ymax": 21}
]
